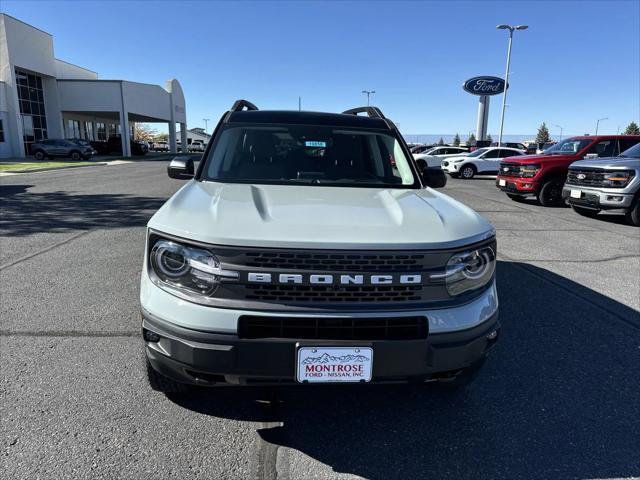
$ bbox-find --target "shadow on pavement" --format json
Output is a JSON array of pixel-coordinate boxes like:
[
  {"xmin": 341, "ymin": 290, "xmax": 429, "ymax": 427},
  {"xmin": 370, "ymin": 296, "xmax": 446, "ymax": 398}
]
[
  {"xmin": 168, "ymin": 261, "xmax": 640, "ymax": 480},
  {"xmin": 0, "ymin": 184, "xmax": 165, "ymax": 236}
]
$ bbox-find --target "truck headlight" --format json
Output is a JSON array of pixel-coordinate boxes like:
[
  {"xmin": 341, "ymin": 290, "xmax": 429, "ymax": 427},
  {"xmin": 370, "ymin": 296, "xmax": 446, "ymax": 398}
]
[
  {"xmin": 149, "ymin": 239, "xmax": 224, "ymax": 296},
  {"xmin": 441, "ymin": 246, "xmax": 496, "ymax": 296},
  {"xmin": 520, "ymin": 164, "xmax": 541, "ymax": 178},
  {"xmin": 602, "ymin": 170, "xmax": 634, "ymax": 187}
]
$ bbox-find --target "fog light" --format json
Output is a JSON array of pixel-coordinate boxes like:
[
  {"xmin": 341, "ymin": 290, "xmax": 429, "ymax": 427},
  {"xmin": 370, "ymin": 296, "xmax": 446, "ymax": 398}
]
[
  {"xmin": 606, "ymin": 196, "xmax": 623, "ymax": 201},
  {"xmin": 143, "ymin": 329, "xmax": 161, "ymax": 343},
  {"xmin": 486, "ymin": 330, "xmax": 499, "ymax": 341}
]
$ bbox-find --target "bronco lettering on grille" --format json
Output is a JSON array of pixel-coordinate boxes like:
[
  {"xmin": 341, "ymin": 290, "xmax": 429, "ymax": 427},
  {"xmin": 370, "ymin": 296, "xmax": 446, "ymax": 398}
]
[{"xmin": 246, "ymin": 273, "xmax": 423, "ymax": 285}]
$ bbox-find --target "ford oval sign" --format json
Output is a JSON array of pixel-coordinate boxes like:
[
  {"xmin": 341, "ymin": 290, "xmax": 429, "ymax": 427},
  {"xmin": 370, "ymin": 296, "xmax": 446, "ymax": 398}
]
[{"xmin": 463, "ymin": 76, "xmax": 507, "ymax": 96}]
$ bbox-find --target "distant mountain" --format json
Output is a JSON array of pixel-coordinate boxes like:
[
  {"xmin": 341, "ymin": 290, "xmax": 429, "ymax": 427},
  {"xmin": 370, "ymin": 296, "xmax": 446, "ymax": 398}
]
[{"xmin": 301, "ymin": 352, "xmax": 370, "ymax": 365}]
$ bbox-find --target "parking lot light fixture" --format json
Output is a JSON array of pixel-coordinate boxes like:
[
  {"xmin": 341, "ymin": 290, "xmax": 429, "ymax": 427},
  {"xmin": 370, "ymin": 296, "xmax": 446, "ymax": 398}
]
[
  {"xmin": 555, "ymin": 124, "xmax": 563, "ymax": 141},
  {"xmin": 496, "ymin": 24, "xmax": 528, "ymax": 147},
  {"xmin": 595, "ymin": 117, "xmax": 608, "ymax": 135},
  {"xmin": 203, "ymin": 118, "xmax": 210, "ymax": 133},
  {"xmin": 362, "ymin": 90, "xmax": 375, "ymax": 106}
]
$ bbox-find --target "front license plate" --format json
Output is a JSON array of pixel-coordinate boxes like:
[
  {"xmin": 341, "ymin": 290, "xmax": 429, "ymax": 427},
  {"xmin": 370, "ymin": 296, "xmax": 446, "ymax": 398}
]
[
  {"xmin": 499, "ymin": 179, "xmax": 506, "ymax": 186},
  {"xmin": 296, "ymin": 347, "xmax": 373, "ymax": 383},
  {"xmin": 570, "ymin": 189, "xmax": 582, "ymax": 199}
]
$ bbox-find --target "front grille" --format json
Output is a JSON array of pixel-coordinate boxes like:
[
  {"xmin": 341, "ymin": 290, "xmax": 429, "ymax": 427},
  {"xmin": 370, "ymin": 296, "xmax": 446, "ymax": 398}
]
[
  {"xmin": 238, "ymin": 315, "xmax": 428, "ymax": 340},
  {"xmin": 567, "ymin": 168, "xmax": 606, "ymax": 187},
  {"xmin": 245, "ymin": 284, "xmax": 423, "ymax": 303},
  {"xmin": 499, "ymin": 162, "xmax": 522, "ymax": 177},
  {"xmin": 244, "ymin": 251, "xmax": 426, "ymax": 271}
]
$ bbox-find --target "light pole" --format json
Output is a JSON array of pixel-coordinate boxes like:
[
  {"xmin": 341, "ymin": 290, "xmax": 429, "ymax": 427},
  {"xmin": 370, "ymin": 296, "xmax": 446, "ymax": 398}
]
[
  {"xmin": 496, "ymin": 24, "xmax": 528, "ymax": 147},
  {"xmin": 203, "ymin": 118, "xmax": 210, "ymax": 133},
  {"xmin": 362, "ymin": 90, "xmax": 375, "ymax": 106},
  {"xmin": 595, "ymin": 117, "xmax": 608, "ymax": 135},
  {"xmin": 555, "ymin": 124, "xmax": 563, "ymax": 141}
]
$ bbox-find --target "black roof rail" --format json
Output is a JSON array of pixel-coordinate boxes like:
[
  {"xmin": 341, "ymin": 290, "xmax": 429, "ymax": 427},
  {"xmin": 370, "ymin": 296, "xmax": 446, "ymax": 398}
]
[
  {"xmin": 230, "ymin": 99, "xmax": 259, "ymax": 112},
  {"xmin": 342, "ymin": 106, "xmax": 386, "ymax": 119}
]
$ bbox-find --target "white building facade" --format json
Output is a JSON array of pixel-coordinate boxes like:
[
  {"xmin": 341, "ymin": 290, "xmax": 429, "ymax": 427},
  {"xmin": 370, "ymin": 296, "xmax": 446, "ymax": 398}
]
[{"xmin": 0, "ymin": 14, "xmax": 187, "ymax": 158}]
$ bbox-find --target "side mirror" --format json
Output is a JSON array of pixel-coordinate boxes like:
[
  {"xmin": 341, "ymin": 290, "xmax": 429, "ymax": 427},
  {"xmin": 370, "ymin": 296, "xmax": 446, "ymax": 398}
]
[
  {"xmin": 167, "ymin": 156, "xmax": 194, "ymax": 179},
  {"xmin": 416, "ymin": 160, "xmax": 447, "ymax": 188}
]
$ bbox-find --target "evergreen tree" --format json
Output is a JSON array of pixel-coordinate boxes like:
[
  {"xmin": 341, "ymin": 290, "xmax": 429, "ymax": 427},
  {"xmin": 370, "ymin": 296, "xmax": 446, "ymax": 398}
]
[
  {"xmin": 453, "ymin": 133, "xmax": 461, "ymax": 146},
  {"xmin": 623, "ymin": 121, "xmax": 640, "ymax": 135},
  {"xmin": 467, "ymin": 133, "xmax": 476, "ymax": 146},
  {"xmin": 437, "ymin": 137, "xmax": 444, "ymax": 146},
  {"xmin": 536, "ymin": 122, "xmax": 551, "ymax": 144}
]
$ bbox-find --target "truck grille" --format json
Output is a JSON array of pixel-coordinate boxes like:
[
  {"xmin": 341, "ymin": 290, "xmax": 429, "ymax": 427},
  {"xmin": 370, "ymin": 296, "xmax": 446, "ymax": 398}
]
[
  {"xmin": 499, "ymin": 162, "xmax": 522, "ymax": 177},
  {"xmin": 245, "ymin": 251, "xmax": 426, "ymax": 271},
  {"xmin": 238, "ymin": 315, "xmax": 428, "ymax": 340},
  {"xmin": 245, "ymin": 284, "xmax": 423, "ymax": 302},
  {"xmin": 567, "ymin": 168, "xmax": 606, "ymax": 187}
]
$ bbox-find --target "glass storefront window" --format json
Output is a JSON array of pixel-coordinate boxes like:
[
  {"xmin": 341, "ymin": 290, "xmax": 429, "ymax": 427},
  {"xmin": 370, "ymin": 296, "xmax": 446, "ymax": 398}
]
[{"xmin": 15, "ymin": 69, "xmax": 47, "ymax": 154}]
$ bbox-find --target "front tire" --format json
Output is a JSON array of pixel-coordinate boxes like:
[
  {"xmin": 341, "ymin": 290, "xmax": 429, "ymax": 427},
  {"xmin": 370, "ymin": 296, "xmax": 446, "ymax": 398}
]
[
  {"xmin": 538, "ymin": 178, "xmax": 565, "ymax": 207},
  {"xmin": 572, "ymin": 205, "xmax": 600, "ymax": 218},
  {"xmin": 625, "ymin": 197, "xmax": 640, "ymax": 226},
  {"xmin": 34, "ymin": 150, "xmax": 45, "ymax": 161},
  {"xmin": 459, "ymin": 164, "xmax": 476, "ymax": 179},
  {"xmin": 146, "ymin": 358, "xmax": 190, "ymax": 394},
  {"xmin": 70, "ymin": 151, "xmax": 81, "ymax": 161}
]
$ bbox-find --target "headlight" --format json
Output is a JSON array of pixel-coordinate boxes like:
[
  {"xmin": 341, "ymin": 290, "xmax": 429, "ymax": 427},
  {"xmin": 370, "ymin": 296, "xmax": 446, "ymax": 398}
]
[
  {"xmin": 434, "ymin": 245, "xmax": 496, "ymax": 296},
  {"xmin": 520, "ymin": 164, "xmax": 541, "ymax": 178},
  {"xmin": 602, "ymin": 170, "xmax": 634, "ymax": 187},
  {"xmin": 149, "ymin": 239, "xmax": 234, "ymax": 297}
]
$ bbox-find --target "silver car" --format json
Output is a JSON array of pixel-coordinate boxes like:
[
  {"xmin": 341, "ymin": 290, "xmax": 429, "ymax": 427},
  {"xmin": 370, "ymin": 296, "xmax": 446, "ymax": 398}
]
[{"xmin": 31, "ymin": 139, "xmax": 94, "ymax": 161}]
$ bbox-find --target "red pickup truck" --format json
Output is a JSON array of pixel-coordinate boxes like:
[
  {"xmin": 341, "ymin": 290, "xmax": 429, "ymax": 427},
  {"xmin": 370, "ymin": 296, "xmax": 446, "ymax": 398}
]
[{"xmin": 495, "ymin": 135, "xmax": 640, "ymax": 206}]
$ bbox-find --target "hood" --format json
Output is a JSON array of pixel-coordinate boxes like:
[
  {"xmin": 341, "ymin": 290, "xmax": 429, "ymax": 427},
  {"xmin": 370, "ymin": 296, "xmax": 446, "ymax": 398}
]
[
  {"xmin": 504, "ymin": 153, "xmax": 579, "ymax": 164},
  {"xmin": 148, "ymin": 182, "xmax": 494, "ymax": 249},
  {"xmin": 569, "ymin": 156, "xmax": 640, "ymax": 170}
]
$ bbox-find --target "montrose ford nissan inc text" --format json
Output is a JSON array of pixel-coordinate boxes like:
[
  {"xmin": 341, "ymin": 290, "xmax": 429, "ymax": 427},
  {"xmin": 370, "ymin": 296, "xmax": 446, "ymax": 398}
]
[{"xmin": 140, "ymin": 100, "xmax": 500, "ymax": 393}]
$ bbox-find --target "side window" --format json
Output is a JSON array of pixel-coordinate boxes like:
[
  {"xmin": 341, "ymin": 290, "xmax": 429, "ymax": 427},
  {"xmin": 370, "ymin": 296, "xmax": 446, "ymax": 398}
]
[
  {"xmin": 483, "ymin": 149, "xmax": 500, "ymax": 159},
  {"xmin": 587, "ymin": 140, "xmax": 616, "ymax": 158}
]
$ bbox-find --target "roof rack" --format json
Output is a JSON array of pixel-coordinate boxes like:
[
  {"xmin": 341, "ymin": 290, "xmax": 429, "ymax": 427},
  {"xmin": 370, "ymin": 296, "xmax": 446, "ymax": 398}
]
[
  {"xmin": 230, "ymin": 99, "xmax": 259, "ymax": 112},
  {"xmin": 342, "ymin": 106, "xmax": 386, "ymax": 119}
]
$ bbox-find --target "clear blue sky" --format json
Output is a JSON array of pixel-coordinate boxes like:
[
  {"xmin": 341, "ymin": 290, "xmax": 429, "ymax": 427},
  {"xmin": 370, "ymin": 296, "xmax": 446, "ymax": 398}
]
[{"xmin": 2, "ymin": 0, "xmax": 639, "ymax": 138}]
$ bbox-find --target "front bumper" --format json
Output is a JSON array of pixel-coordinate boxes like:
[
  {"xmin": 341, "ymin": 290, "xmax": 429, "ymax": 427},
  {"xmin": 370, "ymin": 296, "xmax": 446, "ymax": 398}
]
[
  {"xmin": 562, "ymin": 185, "xmax": 635, "ymax": 210},
  {"xmin": 495, "ymin": 176, "xmax": 540, "ymax": 195}
]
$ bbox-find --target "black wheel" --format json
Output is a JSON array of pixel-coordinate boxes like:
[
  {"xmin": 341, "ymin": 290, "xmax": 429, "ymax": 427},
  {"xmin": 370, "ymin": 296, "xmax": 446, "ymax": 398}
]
[
  {"xmin": 70, "ymin": 151, "xmax": 81, "ymax": 161},
  {"xmin": 572, "ymin": 205, "xmax": 600, "ymax": 218},
  {"xmin": 146, "ymin": 358, "xmax": 190, "ymax": 394},
  {"xmin": 435, "ymin": 357, "xmax": 487, "ymax": 390},
  {"xmin": 625, "ymin": 197, "xmax": 640, "ymax": 226},
  {"xmin": 34, "ymin": 150, "xmax": 45, "ymax": 161},
  {"xmin": 538, "ymin": 178, "xmax": 565, "ymax": 207},
  {"xmin": 459, "ymin": 164, "xmax": 476, "ymax": 179},
  {"xmin": 507, "ymin": 193, "xmax": 526, "ymax": 202}
]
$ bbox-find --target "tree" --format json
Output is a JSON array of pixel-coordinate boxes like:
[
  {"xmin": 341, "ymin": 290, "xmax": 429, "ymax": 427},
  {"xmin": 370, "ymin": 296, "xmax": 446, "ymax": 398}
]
[
  {"xmin": 132, "ymin": 123, "xmax": 159, "ymax": 141},
  {"xmin": 536, "ymin": 122, "xmax": 551, "ymax": 144},
  {"xmin": 487, "ymin": 133, "xmax": 493, "ymax": 143},
  {"xmin": 623, "ymin": 121, "xmax": 640, "ymax": 135},
  {"xmin": 154, "ymin": 132, "xmax": 169, "ymax": 141},
  {"xmin": 466, "ymin": 133, "xmax": 476, "ymax": 146},
  {"xmin": 437, "ymin": 137, "xmax": 445, "ymax": 146},
  {"xmin": 452, "ymin": 133, "xmax": 461, "ymax": 146}
]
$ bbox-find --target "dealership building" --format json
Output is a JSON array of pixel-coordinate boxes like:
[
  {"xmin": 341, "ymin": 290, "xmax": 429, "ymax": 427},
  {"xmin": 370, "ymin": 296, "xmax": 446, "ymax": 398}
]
[{"xmin": 0, "ymin": 13, "xmax": 188, "ymax": 159}]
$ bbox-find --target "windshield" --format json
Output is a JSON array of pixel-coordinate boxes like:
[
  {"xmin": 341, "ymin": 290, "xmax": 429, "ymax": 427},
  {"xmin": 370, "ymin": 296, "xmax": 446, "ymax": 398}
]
[
  {"xmin": 467, "ymin": 148, "xmax": 489, "ymax": 158},
  {"xmin": 202, "ymin": 124, "xmax": 418, "ymax": 188},
  {"xmin": 620, "ymin": 143, "xmax": 640, "ymax": 158},
  {"xmin": 544, "ymin": 138, "xmax": 592, "ymax": 154}
]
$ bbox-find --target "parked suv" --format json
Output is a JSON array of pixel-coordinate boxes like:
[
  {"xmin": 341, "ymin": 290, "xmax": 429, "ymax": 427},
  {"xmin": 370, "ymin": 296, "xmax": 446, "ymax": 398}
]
[
  {"xmin": 562, "ymin": 142, "xmax": 640, "ymax": 226},
  {"xmin": 443, "ymin": 147, "xmax": 525, "ymax": 179},
  {"xmin": 188, "ymin": 140, "xmax": 206, "ymax": 152},
  {"xmin": 141, "ymin": 100, "xmax": 500, "ymax": 393},
  {"xmin": 496, "ymin": 136, "xmax": 640, "ymax": 206},
  {"xmin": 31, "ymin": 139, "xmax": 94, "ymax": 160}
]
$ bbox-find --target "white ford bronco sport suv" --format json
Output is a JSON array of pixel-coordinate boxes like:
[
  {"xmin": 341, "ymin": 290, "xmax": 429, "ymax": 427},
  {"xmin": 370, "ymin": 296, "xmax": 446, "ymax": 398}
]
[{"xmin": 141, "ymin": 100, "xmax": 500, "ymax": 392}]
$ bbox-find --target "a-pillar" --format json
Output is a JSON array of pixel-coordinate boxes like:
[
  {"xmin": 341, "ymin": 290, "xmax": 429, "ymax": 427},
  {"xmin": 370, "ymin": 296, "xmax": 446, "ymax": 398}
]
[
  {"xmin": 179, "ymin": 122, "xmax": 187, "ymax": 153},
  {"xmin": 118, "ymin": 109, "xmax": 132, "ymax": 157},
  {"xmin": 169, "ymin": 122, "xmax": 177, "ymax": 153}
]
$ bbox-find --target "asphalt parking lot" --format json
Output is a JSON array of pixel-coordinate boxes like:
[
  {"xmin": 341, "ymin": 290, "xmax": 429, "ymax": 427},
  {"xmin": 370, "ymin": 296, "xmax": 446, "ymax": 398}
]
[{"xmin": 1, "ymin": 161, "xmax": 639, "ymax": 480}]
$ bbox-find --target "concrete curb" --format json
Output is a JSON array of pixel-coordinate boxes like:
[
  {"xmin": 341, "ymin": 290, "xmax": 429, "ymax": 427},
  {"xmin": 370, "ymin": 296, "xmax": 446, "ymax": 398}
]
[{"xmin": 1, "ymin": 162, "xmax": 108, "ymax": 174}]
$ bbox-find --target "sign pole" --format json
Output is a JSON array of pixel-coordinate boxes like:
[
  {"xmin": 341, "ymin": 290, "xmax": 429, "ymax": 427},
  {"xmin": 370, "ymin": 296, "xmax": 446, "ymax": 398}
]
[{"xmin": 476, "ymin": 95, "xmax": 489, "ymax": 141}]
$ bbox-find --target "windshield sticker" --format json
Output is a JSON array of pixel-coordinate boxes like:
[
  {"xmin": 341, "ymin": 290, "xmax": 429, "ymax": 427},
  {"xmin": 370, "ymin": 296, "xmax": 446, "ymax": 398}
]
[{"xmin": 305, "ymin": 141, "xmax": 327, "ymax": 148}]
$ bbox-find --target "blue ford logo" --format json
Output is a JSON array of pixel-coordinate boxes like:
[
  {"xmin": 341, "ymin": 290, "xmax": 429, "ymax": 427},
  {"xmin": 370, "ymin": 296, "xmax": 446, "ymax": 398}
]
[{"xmin": 463, "ymin": 76, "xmax": 507, "ymax": 96}]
